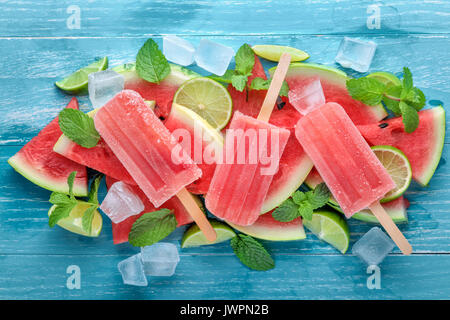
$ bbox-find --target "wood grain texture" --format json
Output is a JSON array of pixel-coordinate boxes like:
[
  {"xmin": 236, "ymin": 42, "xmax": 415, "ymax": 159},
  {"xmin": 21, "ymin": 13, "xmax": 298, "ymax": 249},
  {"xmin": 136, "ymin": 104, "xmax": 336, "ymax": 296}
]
[{"xmin": 0, "ymin": 0, "xmax": 449, "ymax": 300}]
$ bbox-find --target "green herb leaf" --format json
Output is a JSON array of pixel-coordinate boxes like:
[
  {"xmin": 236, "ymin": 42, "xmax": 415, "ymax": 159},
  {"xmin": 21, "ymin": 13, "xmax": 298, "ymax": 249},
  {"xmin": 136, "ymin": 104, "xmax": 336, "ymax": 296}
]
[
  {"xmin": 136, "ymin": 39, "xmax": 170, "ymax": 84},
  {"xmin": 271, "ymin": 198, "xmax": 299, "ymax": 222},
  {"xmin": 231, "ymin": 74, "xmax": 248, "ymax": 92},
  {"xmin": 399, "ymin": 101, "xmax": 419, "ymax": 133},
  {"xmin": 82, "ymin": 205, "xmax": 97, "ymax": 234},
  {"xmin": 309, "ymin": 183, "xmax": 331, "ymax": 209},
  {"xmin": 208, "ymin": 69, "xmax": 236, "ymax": 84},
  {"xmin": 87, "ymin": 174, "xmax": 103, "ymax": 205},
  {"xmin": 279, "ymin": 80, "xmax": 289, "ymax": 97},
  {"xmin": 291, "ymin": 190, "xmax": 307, "ymax": 205},
  {"xmin": 49, "ymin": 192, "xmax": 72, "ymax": 206},
  {"xmin": 128, "ymin": 209, "xmax": 177, "ymax": 247},
  {"xmin": 59, "ymin": 109, "xmax": 100, "ymax": 148},
  {"xmin": 48, "ymin": 202, "xmax": 76, "ymax": 227},
  {"xmin": 404, "ymin": 87, "xmax": 426, "ymax": 111},
  {"xmin": 67, "ymin": 171, "xmax": 77, "ymax": 200},
  {"xmin": 402, "ymin": 67, "xmax": 413, "ymax": 92},
  {"xmin": 297, "ymin": 201, "xmax": 314, "ymax": 221},
  {"xmin": 346, "ymin": 78, "xmax": 386, "ymax": 106},
  {"xmin": 250, "ymin": 77, "xmax": 289, "ymax": 97},
  {"xmin": 230, "ymin": 234, "xmax": 275, "ymax": 271},
  {"xmin": 235, "ymin": 43, "xmax": 255, "ymax": 76}
]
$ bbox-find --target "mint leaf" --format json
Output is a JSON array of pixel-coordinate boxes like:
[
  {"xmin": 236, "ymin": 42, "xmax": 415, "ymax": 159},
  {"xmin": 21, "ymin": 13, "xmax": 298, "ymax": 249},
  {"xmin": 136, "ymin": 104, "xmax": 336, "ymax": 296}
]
[
  {"xmin": 59, "ymin": 109, "xmax": 100, "ymax": 148},
  {"xmin": 279, "ymin": 80, "xmax": 289, "ymax": 97},
  {"xmin": 231, "ymin": 74, "xmax": 248, "ymax": 92},
  {"xmin": 235, "ymin": 43, "xmax": 255, "ymax": 76},
  {"xmin": 208, "ymin": 69, "xmax": 235, "ymax": 84},
  {"xmin": 399, "ymin": 101, "xmax": 419, "ymax": 133},
  {"xmin": 291, "ymin": 190, "xmax": 307, "ymax": 205},
  {"xmin": 87, "ymin": 174, "xmax": 103, "ymax": 205},
  {"xmin": 402, "ymin": 67, "xmax": 413, "ymax": 91},
  {"xmin": 48, "ymin": 202, "xmax": 76, "ymax": 227},
  {"xmin": 67, "ymin": 171, "xmax": 77, "ymax": 200},
  {"xmin": 346, "ymin": 78, "xmax": 386, "ymax": 106},
  {"xmin": 230, "ymin": 234, "xmax": 275, "ymax": 271},
  {"xmin": 309, "ymin": 183, "xmax": 331, "ymax": 209},
  {"xmin": 272, "ymin": 198, "xmax": 299, "ymax": 222},
  {"xmin": 128, "ymin": 209, "xmax": 177, "ymax": 247},
  {"xmin": 250, "ymin": 77, "xmax": 289, "ymax": 97},
  {"xmin": 404, "ymin": 87, "xmax": 426, "ymax": 111},
  {"xmin": 49, "ymin": 192, "xmax": 72, "ymax": 206},
  {"xmin": 136, "ymin": 39, "xmax": 170, "ymax": 84},
  {"xmin": 297, "ymin": 202, "xmax": 314, "ymax": 221},
  {"xmin": 82, "ymin": 205, "xmax": 97, "ymax": 234}
]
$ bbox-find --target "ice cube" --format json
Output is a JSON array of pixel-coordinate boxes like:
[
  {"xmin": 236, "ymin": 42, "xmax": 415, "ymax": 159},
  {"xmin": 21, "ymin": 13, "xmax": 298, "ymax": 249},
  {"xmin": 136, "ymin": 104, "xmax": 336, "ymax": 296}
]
[
  {"xmin": 140, "ymin": 242, "xmax": 180, "ymax": 276},
  {"xmin": 194, "ymin": 39, "xmax": 234, "ymax": 76},
  {"xmin": 163, "ymin": 35, "xmax": 195, "ymax": 66},
  {"xmin": 288, "ymin": 76, "xmax": 325, "ymax": 115},
  {"xmin": 88, "ymin": 70, "xmax": 124, "ymax": 109},
  {"xmin": 100, "ymin": 181, "xmax": 144, "ymax": 223},
  {"xmin": 352, "ymin": 227, "xmax": 395, "ymax": 266},
  {"xmin": 118, "ymin": 254, "xmax": 148, "ymax": 286},
  {"xmin": 335, "ymin": 37, "xmax": 377, "ymax": 73}
]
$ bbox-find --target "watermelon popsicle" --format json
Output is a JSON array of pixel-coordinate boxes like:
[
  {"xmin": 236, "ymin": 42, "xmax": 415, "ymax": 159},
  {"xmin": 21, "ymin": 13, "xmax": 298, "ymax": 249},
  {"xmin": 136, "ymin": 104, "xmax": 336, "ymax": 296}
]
[
  {"xmin": 295, "ymin": 102, "xmax": 412, "ymax": 255},
  {"xmin": 94, "ymin": 90, "xmax": 216, "ymax": 242},
  {"xmin": 205, "ymin": 53, "xmax": 292, "ymax": 226}
]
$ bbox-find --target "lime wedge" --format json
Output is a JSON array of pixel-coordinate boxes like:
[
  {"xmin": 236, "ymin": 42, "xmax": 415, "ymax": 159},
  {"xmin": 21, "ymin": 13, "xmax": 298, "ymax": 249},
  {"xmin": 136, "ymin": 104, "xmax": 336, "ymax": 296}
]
[
  {"xmin": 252, "ymin": 45, "xmax": 309, "ymax": 62},
  {"xmin": 181, "ymin": 220, "xmax": 236, "ymax": 248},
  {"xmin": 48, "ymin": 201, "xmax": 102, "ymax": 237},
  {"xmin": 371, "ymin": 145, "xmax": 412, "ymax": 203},
  {"xmin": 173, "ymin": 77, "xmax": 233, "ymax": 130},
  {"xmin": 55, "ymin": 57, "xmax": 108, "ymax": 94},
  {"xmin": 367, "ymin": 71, "xmax": 401, "ymax": 87},
  {"xmin": 302, "ymin": 210, "xmax": 350, "ymax": 254}
]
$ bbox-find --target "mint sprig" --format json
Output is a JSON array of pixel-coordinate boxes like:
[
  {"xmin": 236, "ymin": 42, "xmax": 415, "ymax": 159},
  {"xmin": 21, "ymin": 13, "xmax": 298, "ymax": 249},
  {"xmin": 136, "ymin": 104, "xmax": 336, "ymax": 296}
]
[
  {"xmin": 230, "ymin": 234, "xmax": 275, "ymax": 271},
  {"xmin": 346, "ymin": 67, "xmax": 426, "ymax": 133},
  {"xmin": 250, "ymin": 77, "xmax": 289, "ymax": 97},
  {"xmin": 136, "ymin": 38, "xmax": 170, "ymax": 84},
  {"xmin": 59, "ymin": 108, "xmax": 100, "ymax": 148},
  {"xmin": 272, "ymin": 183, "xmax": 330, "ymax": 222},
  {"xmin": 128, "ymin": 209, "xmax": 177, "ymax": 247}
]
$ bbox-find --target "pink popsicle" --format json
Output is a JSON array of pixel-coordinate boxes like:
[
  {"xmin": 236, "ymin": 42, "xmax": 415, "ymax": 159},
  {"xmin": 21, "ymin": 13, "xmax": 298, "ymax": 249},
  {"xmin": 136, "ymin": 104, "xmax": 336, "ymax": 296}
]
[{"xmin": 206, "ymin": 112, "xmax": 290, "ymax": 226}]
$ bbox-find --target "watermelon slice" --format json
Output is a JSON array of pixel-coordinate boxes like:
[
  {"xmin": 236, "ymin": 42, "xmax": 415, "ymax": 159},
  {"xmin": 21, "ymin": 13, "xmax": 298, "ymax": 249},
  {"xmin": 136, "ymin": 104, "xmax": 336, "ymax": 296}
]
[
  {"xmin": 357, "ymin": 107, "xmax": 446, "ymax": 186},
  {"xmin": 304, "ymin": 168, "xmax": 408, "ymax": 223},
  {"xmin": 105, "ymin": 176, "xmax": 194, "ymax": 244},
  {"xmin": 8, "ymin": 98, "xmax": 88, "ymax": 196},
  {"xmin": 227, "ymin": 210, "xmax": 305, "ymax": 241},
  {"xmin": 113, "ymin": 62, "xmax": 200, "ymax": 119},
  {"xmin": 54, "ymin": 108, "xmax": 135, "ymax": 185}
]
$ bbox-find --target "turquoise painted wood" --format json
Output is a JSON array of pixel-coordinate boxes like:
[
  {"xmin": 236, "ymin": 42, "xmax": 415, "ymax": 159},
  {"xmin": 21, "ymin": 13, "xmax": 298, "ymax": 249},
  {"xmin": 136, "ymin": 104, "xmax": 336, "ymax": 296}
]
[{"xmin": 0, "ymin": 0, "xmax": 449, "ymax": 300}]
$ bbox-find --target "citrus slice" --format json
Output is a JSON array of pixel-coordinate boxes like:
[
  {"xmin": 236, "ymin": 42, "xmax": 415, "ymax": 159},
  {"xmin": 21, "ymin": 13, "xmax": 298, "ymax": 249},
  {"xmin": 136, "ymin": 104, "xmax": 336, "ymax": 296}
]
[
  {"xmin": 48, "ymin": 200, "xmax": 103, "ymax": 237},
  {"xmin": 55, "ymin": 57, "xmax": 108, "ymax": 94},
  {"xmin": 173, "ymin": 77, "xmax": 233, "ymax": 130},
  {"xmin": 371, "ymin": 145, "xmax": 412, "ymax": 203},
  {"xmin": 367, "ymin": 71, "xmax": 401, "ymax": 87},
  {"xmin": 252, "ymin": 45, "xmax": 309, "ymax": 62},
  {"xmin": 181, "ymin": 220, "xmax": 236, "ymax": 248},
  {"xmin": 302, "ymin": 210, "xmax": 350, "ymax": 254}
]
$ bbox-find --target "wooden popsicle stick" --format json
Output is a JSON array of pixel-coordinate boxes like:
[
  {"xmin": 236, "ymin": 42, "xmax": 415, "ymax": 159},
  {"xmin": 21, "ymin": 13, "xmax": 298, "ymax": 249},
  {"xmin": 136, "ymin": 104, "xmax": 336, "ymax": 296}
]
[
  {"xmin": 177, "ymin": 187, "xmax": 217, "ymax": 242},
  {"xmin": 369, "ymin": 201, "xmax": 412, "ymax": 255},
  {"xmin": 257, "ymin": 53, "xmax": 292, "ymax": 122}
]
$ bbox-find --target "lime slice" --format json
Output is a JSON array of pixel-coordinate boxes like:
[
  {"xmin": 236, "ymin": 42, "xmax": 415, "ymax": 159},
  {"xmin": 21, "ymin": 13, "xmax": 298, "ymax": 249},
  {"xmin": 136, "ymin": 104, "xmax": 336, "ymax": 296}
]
[
  {"xmin": 48, "ymin": 201, "xmax": 103, "ymax": 237},
  {"xmin": 302, "ymin": 210, "xmax": 350, "ymax": 254},
  {"xmin": 55, "ymin": 57, "xmax": 108, "ymax": 94},
  {"xmin": 181, "ymin": 220, "xmax": 236, "ymax": 248},
  {"xmin": 371, "ymin": 145, "xmax": 412, "ymax": 203},
  {"xmin": 173, "ymin": 77, "xmax": 233, "ymax": 130},
  {"xmin": 252, "ymin": 45, "xmax": 309, "ymax": 62},
  {"xmin": 367, "ymin": 71, "xmax": 401, "ymax": 87}
]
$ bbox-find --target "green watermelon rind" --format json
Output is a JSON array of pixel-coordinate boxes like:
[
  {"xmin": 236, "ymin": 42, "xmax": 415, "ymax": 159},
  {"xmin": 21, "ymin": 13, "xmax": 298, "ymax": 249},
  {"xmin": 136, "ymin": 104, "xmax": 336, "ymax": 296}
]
[
  {"xmin": 112, "ymin": 62, "xmax": 200, "ymax": 85},
  {"xmin": 417, "ymin": 106, "xmax": 446, "ymax": 186},
  {"xmin": 7, "ymin": 154, "xmax": 88, "ymax": 197},
  {"xmin": 269, "ymin": 62, "xmax": 388, "ymax": 121}
]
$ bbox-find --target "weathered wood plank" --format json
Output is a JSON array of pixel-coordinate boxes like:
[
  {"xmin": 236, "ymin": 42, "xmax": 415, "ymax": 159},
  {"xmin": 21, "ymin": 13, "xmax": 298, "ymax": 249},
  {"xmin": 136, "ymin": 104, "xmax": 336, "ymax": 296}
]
[
  {"xmin": 0, "ymin": 254, "xmax": 448, "ymax": 300},
  {"xmin": 0, "ymin": 0, "xmax": 449, "ymax": 37}
]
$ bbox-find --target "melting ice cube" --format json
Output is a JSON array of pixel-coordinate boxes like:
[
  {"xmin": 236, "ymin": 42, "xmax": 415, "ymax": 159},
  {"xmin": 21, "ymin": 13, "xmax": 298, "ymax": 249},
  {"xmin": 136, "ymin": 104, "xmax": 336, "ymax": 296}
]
[
  {"xmin": 352, "ymin": 227, "xmax": 395, "ymax": 266},
  {"xmin": 163, "ymin": 35, "xmax": 196, "ymax": 66},
  {"xmin": 88, "ymin": 70, "xmax": 124, "ymax": 109},
  {"xmin": 118, "ymin": 254, "xmax": 148, "ymax": 286},
  {"xmin": 288, "ymin": 76, "xmax": 325, "ymax": 115},
  {"xmin": 140, "ymin": 242, "xmax": 180, "ymax": 276},
  {"xmin": 194, "ymin": 39, "xmax": 234, "ymax": 76},
  {"xmin": 335, "ymin": 37, "xmax": 377, "ymax": 73}
]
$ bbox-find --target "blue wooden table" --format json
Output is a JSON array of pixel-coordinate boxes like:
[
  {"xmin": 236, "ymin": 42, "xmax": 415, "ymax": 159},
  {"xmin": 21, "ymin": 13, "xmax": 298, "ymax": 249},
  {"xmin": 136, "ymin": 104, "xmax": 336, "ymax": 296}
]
[{"xmin": 0, "ymin": 0, "xmax": 449, "ymax": 300}]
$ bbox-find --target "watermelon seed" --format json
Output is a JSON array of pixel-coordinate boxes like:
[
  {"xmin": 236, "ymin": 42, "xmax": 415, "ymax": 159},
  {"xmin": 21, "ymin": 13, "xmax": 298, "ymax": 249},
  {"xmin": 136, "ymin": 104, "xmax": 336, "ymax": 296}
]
[
  {"xmin": 379, "ymin": 123, "xmax": 388, "ymax": 128},
  {"xmin": 276, "ymin": 96, "xmax": 285, "ymax": 110}
]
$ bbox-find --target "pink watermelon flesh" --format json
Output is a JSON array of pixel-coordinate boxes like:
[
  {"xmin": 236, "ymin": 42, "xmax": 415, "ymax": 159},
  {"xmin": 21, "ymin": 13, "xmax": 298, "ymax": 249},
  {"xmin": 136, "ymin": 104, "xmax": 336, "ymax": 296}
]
[
  {"xmin": 106, "ymin": 176, "xmax": 194, "ymax": 244},
  {"xmin": 357, "ymin": 107, "xmax": 445, "ymax": 186},
  {"xmin": 8, "ymin": 98, "xmax": 88, "ymax": 196}
]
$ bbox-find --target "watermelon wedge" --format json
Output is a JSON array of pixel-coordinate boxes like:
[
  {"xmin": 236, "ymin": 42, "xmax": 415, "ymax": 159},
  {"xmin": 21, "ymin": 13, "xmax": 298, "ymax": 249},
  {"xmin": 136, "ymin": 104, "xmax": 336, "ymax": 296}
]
[
  {"xmin": 8, "ymin": 98, "xmax": 88, "ymax": 196},
  {"xmin": 227, "ymin": 210, "xmax": 305, "ymax": 241},
  {"xmin": 113, "ymin": 62, "xmax": 199, "ymax": 119},
  {"xmin": 304, "ymin": 168, "xmax": 408, "ymax": 223},
  {"xmin": 54, "ymin": 108, "xmax": 136, "ymax": 185},
  {"xmin": 105, "ymin": 176, "xmax": 194, "ymax": 244},
  {"xmin": 357, "ymin": 107, "xmax": 446, "ymax": 186}
]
